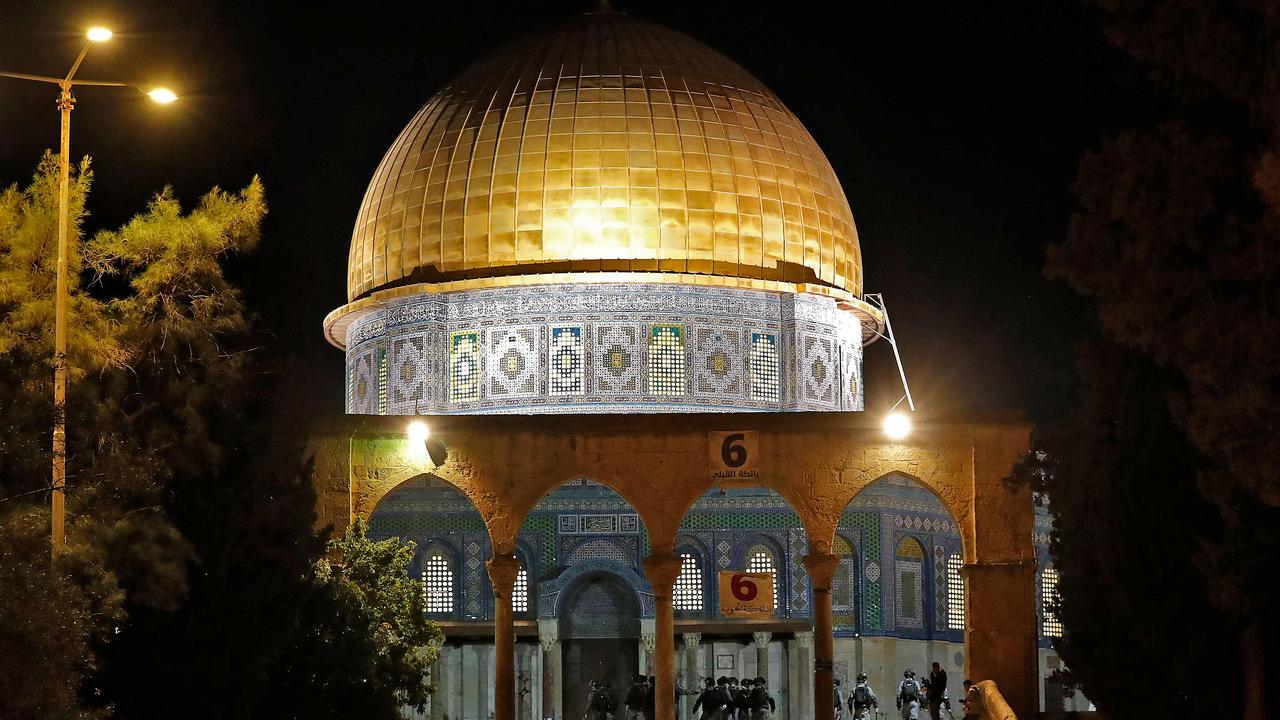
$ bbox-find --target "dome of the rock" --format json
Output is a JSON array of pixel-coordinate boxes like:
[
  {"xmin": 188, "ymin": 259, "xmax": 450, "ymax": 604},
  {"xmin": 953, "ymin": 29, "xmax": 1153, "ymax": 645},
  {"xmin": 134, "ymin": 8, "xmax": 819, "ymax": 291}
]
[{"xmin": 327, "ymin": 9, "xmax": 883, "ymax": 415}]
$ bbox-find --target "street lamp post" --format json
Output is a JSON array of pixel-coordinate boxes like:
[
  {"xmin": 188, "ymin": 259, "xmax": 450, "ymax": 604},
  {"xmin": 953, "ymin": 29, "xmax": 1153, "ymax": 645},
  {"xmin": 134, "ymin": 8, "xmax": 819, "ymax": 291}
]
[{"xmin": 1, "ymin": 27, "xmax": 177, "ymax": 555}]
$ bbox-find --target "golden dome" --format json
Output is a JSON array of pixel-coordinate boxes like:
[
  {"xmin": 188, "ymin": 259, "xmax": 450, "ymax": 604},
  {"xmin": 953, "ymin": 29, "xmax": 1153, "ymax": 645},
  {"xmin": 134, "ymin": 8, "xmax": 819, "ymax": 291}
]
[{"xmin": 346, "ymin": 9, "xmax": 862, "ymax": 304}]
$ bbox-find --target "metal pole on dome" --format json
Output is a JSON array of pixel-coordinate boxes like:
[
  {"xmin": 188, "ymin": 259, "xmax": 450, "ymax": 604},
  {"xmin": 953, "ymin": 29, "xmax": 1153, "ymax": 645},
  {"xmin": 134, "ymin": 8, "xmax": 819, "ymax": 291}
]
[{"xmin": 864, "ymin": 293, "xmax": 915, "ymax": 413}]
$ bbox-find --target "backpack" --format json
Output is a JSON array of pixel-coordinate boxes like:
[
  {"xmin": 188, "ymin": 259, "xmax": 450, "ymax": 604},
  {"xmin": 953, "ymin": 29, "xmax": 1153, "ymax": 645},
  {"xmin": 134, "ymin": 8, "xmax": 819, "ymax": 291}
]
[
  {"xmin": 854, "ymin": 685, "xmax": 871, "ymax": 706},
  {"xmin": 625, "ymin": 685, "xmax": 645, "ymax": 707},
  {"xmin": 750, "ymin": 686, "xmax": 770, "ymax": 709},
  {"xmin": 902, "ymin": 678, "xmax": 919, "ymax": 699},
  {"xmin": 590, "ymin": 690, "xmax": 613, "ymax": 712}
]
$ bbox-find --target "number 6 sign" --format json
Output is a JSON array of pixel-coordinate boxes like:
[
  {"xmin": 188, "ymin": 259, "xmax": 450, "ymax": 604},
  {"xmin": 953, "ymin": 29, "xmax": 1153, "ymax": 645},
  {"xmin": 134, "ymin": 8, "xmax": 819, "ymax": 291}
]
[
  {"xmin": 708, "ymin": 430, "xmax": 759, "ymax": 484},
  {"xmin": 719, "ymin": 570, "xmax": 775, "ymax": 617}
]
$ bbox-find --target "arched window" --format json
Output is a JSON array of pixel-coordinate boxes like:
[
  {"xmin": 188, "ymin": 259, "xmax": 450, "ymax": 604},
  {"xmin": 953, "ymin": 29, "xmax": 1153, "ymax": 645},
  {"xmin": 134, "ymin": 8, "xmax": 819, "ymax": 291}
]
[
  {"xmin": 832, "ymin": 535, "xmax": 859, "ymax": 630},
  {"xmin": 422, "ymin": 546, "xmax": 455, "ymax": 614},
  {"xmin": 946, "ymin": 554, "xmax": 965, "ymax": 631},
  {"xmin": 895, "ymin": 537, "xmax": 926, "ymax": 630},
  {"xmin": 746, "ymin": 544, "xmax": 779, "ymax": 608},
  {"xmin": 513, "ymin": 561, "xmax": 530, "ymax": 614},
  {"xmin": 673, "ymin": 552, "xmax": 703, "ymax": 611},
  {"xmin": 1040, "ymin": 566, "xmax": 1062, "ymax": 638}
]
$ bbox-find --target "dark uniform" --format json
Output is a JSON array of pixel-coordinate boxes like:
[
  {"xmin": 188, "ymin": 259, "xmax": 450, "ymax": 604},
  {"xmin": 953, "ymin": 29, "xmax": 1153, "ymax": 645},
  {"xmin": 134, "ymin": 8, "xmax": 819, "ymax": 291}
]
[
  {"xmin": 749, "ymin": 677, "xmax": 775, "ymax": 720},
  {"xmin": 694, "ymin": 679, "xmax": 726, "ymax": 720},
  {"xmin": 625, "ymin": 675, "xmax": 647, "ymax": 720}
]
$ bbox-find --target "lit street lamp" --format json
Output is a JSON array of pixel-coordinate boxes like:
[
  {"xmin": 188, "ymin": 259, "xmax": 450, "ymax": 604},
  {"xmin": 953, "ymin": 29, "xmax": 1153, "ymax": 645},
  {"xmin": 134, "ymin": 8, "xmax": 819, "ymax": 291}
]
[{"xmin": 1, "ymin": 27, "xmax": 177, "ymax": 555}]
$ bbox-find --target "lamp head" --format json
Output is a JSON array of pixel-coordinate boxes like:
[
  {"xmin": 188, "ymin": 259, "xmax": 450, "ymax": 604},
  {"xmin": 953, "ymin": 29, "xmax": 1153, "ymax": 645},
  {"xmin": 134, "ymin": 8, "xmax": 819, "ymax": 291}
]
[
  {"xmin": 86, "ymin": 27, "xmax": 113, "ymax": 43},
  {"xmin": 883, "ymin": 411, "xmax": 912, "ymax": 440},
  {"xmin": 406, "ymin": 419, "xmax": 448, "ymax": 466},
  {"xmin": 147, "ymin": 87, "xmax": 177, "ymax": 104}
]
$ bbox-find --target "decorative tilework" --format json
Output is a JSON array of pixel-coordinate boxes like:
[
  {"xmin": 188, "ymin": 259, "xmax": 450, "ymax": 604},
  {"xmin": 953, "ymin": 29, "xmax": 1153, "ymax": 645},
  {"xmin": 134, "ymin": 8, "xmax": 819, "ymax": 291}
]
[
  {"xmin": 549, "ymin": 326, "xmax": 585, "ymax": 396},
  {"xmin": 565, "ymin": 538, "xmax": 635, "ymax": 567},
  {"xmin": 692, "ymin": 327, "xmax": 742, "ymax": 396},
  {"xmin": 449, "ymin": 331, "xmax": 481, "ymax": 402},
  {"xmin": 376, "ymin": 348, "xmax": 388, "ymax": 414},
  {"xmin": 749, "ymin": 332, "xmax": 780, "ymax": 401},
  {"xmin": 390, "ymin": 335, "xmax": 425, "ymax": 412},
  {"xmin": 581, "ymin": 515, "xmax": 619, "ymax": 534},
  {"xmin": 895, "ymin": 537, "xmax": 925, "ymax": 630},
  {"xmin": 647, "ymin": 325, "xmax": 685, "ymax": 395},
  {"xmin": 594, "ymin": 323, "xmax": 642, "ymax": 394},
  {"xmin": 486, "ymin": 326, "xmax": 539, "ymax": 398},
  {"xmin": 348, "ymin": 350, "xmax": 375, "ymax": 414},
  {"xmin": 865, "ymin": 561, "xmax": 881, "ymax": 583},
  {"xmin": 934, "ymin": 544, "xmax": 948, "ymax": 632},
  {"xmin": 801, "ymin": 334, "xmax": 837, "ymax": 405},
  {"xmin": 465, "ymin": 540, "xmax": 484, "ymax": 617}
]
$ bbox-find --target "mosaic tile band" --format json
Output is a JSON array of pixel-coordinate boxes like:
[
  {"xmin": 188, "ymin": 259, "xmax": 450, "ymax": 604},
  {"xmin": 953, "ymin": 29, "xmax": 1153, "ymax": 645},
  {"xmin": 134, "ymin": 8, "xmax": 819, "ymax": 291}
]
[{"xmin": 345, "ymin": 282, "xmax": 863, "ymax": 414}]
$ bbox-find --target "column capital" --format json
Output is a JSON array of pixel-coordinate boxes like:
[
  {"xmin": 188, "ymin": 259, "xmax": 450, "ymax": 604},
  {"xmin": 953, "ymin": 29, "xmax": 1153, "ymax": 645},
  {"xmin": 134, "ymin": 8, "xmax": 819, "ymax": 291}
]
[
  {"xmin": 539, "ymin": 632, "xmax": 558, "ymax": 653},
  {"xmin": 487, "ymin": 553, "xmax": 522, "ymax": 597},
  {"xmin": 752, "ymin": 631, "xmax": 772, "ymax": 646},
  {"xmin": 643, "ymin": 553, "xmax": 683, "ymax": 592},
  {"xmin": 683, "ymin": 632, "xmax": 702, "ymax": 648},
  {"xmin": 794, "ymin": 630, "xmax": 813, "ymax": 648},
  {"xmin": 641, "ymin": 632, "xmax": 657, "ymax": 652},
  {"xmin": 802, "ymin": 552, "xmax": 840, "ymax": 590},
  {"xmin": 538, "ymin": 619, "xmax": 559, "ymax": 652}
]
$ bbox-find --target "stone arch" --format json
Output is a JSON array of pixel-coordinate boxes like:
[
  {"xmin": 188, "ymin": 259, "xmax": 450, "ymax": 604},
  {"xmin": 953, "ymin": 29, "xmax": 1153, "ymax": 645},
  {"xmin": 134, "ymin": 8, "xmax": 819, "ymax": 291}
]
[
  {"xmin": 368, "ymin": 473, "xmax": 495, "ymax": 620},
  {"xmin": 546, "ymin": 560, "xmax": 654, "ymax": 622}
]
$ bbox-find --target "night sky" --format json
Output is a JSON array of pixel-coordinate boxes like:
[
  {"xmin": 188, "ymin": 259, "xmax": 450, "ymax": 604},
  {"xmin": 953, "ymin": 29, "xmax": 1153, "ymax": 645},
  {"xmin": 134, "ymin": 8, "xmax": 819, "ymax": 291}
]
[{"xmin": 0, "ymin": 0, "xmax": 1147, "ymax": 423}]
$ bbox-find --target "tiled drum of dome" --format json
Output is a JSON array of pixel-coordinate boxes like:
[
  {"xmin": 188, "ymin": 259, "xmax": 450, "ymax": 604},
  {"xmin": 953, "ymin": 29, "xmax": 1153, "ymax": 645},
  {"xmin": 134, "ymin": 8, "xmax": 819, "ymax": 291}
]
[{"xmin": 648, "ymin": 325, "xmax": 685, "ymax": 395}]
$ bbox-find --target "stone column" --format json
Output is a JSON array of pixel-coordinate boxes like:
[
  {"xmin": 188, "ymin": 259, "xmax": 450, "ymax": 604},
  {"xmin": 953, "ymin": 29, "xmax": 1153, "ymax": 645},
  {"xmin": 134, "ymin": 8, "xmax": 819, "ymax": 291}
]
[
  {"xmin": 795, "ymin": 630, "xmax": 814, "ymax": 720},
  {"xmin": 640, "ymin": 619, "xmax": 657, "ymax": 675},
  {"xmin": 644, "ymin": 553, "xmax": 682, "ymax": 720},
  {"xmin": 969, "ymin": 426, "xmax": 1038, "ymax": 718},
  {"xmin": 752, "ymin": 631, "xmax": 772, "ymax": 686},
  {"xmin": 429, "ymin": 638, "xmax": 446, "ymax": 720},
  {"xmin": 539, "ymin": 621, "xmax": 559, "ymax": 720},
  {"xmin": 803, "ymin": 553, "xmax": 839, "ymax": 720},
  {"xmin": 683, "ymin": 633, "xmax": 702, "ymax": 717},
  {"xmin": 487, "ymin": 554, "xmax": 521, "ymax": 720}
]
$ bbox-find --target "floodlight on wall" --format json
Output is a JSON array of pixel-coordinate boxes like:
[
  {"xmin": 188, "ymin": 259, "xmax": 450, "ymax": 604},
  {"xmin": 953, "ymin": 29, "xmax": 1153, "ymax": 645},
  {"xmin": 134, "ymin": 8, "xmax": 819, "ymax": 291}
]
[
  {"xmin": 863, "ymin": 293, "xmax": 916, "ymax": 438},
  {"xmin": 406, "ymin": 419, "xmax": 448, "ymax": 466}
]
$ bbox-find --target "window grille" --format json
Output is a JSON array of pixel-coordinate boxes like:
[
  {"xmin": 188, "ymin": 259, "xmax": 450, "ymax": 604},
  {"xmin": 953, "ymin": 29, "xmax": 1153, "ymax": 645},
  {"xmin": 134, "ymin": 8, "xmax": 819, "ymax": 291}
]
[
  {"xmin": 513, "ymin": 564, "xmax": 529, "ymax": 613},
  {"xmin": 946, "ymin": 554, "xmax": 965, "ymax": 630},
  {"xmin": 747, "ymin": 546, "xmax": 778, "ymax": 603},
  {"xmin": 673, "ymin": 552, "xmax": 703, "ymax": 610},
  {"xmin": 1041, "ymin": 566, "xmax": 1062, "ymax": 637},
  {"xmin": 422, "ymin": 551, "xmax": 454, "ymax": 613}
]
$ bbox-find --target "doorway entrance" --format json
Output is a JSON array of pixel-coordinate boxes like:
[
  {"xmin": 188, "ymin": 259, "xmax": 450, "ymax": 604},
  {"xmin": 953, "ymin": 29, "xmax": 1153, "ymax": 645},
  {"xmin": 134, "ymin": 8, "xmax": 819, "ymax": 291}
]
[{"xmin": 561, "ymin": 571, "xmax": 641, "ymax": 718}]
